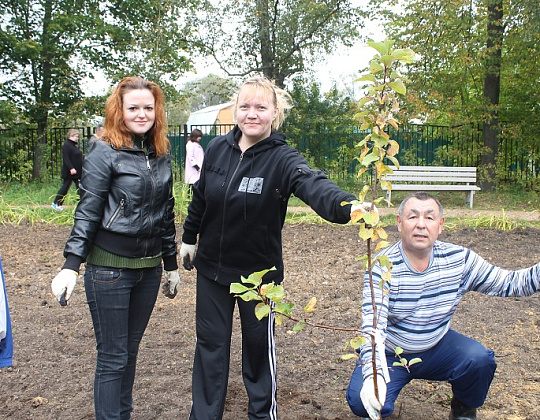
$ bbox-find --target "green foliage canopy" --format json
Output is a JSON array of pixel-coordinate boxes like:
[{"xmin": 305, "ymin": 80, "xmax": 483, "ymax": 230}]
[
  {"xmin": 194, "ymin": 0, "xmax": 365, "ymax": 87},
  {"xmin": 0, "ymin": 0, "xmax": 197, "ymax": 122}
]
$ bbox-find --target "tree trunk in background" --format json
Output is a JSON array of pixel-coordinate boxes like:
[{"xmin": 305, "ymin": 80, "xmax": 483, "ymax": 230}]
[
  {"xmin": 257, "ymin": 0, "xmax": 274, "ymax": 82},
  {"xmin": 480, "ymin": 0, "xmax": 504, "ymax": 190},
  {"xmin": 32, "ymin": 0, "xmax": 54, "ymax": 179}
]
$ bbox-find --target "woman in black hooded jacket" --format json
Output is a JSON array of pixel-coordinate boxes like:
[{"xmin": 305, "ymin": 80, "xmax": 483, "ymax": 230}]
[{"xmin": 180, "ymin": 76, "xmax": 361, "ymax": 420}]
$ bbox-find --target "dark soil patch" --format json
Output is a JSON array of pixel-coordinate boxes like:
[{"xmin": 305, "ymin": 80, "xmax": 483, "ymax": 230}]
[{"xmin": 1, "ymin": 223, "xmax": 539, "ymax": 419}]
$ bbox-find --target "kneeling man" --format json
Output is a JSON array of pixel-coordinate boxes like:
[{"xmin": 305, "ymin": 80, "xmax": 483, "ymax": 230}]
[{"xmin": 347, "ymin": 192, "xmax": 540, "ymax": 420}]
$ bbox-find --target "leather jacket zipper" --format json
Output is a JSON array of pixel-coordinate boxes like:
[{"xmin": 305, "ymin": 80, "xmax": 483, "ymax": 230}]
[{"xmin": 106, "ymin": 198, "xmax": 125, "ymax": 229}]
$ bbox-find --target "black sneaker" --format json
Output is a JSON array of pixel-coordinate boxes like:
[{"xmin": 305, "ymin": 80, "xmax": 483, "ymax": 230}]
[{"xmin": 449, "ymin": 396, "xmax": 477, "ymax": 420}]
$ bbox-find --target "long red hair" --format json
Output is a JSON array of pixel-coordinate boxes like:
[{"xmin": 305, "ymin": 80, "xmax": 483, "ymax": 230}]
[{"xmin": 103, "ymin": 77, "xmax": 170, "ymax": 157}]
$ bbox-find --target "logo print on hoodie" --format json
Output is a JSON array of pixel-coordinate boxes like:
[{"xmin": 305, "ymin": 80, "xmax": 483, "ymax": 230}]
[{"xmin": 239, "ymin": 177, "xmax": 264, "ymax": 194}]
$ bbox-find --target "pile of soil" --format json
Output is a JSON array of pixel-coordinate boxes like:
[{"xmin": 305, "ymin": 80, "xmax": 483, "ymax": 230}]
[{"xmin": 1, "ymin": 223, "xmax": 539, "ymax": 419}]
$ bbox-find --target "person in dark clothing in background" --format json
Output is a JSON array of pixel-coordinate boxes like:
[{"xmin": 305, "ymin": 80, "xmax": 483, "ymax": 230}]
[
  {"xmin": 52, "ymin": 128, "xmax": 83, "ymax": 211},
  {"xmin": 179, "ymin": 76, "xmax": 366, "ymax": 420}
]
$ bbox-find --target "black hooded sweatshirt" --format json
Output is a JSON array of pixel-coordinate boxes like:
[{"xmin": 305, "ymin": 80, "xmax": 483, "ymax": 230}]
[{"xmin": 182, "ymin": 126, "xmax": 356, "ymax": 286}]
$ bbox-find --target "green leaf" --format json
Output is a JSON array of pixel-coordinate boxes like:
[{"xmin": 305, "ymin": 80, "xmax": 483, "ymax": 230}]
[
  {"xmin": 230, "ymin": 283, "xmax": 251, "ymax": 294},
  {"xmin": 409, "ymin": 357, "xmax": 422, "ymax": 366},
  {"xmin": 387, "ymin": 155, "xmax": 400, "ymax": 167},
  {"xmin": 367, "ymin": 38, "xmax": 394, "ymax": 56},
  {"xmin": 238, "ymin": 290, "xmax": 261, "ymax": 302},
  {"xmin": 358, "ymin": 224, "xmax": 374, "ymax": 240},
  {"xmin": 264, "ymin": 284, "xmax": 285, "ymax": 301},
  {"xmin": 361, "ymin": 154, "xmax": 379, "ymax": 166},
  {"xmin": 255, "ymin": 302, "xmax": 271, "ymax": 320},
  {"xmin": 275, "ymin": 302, "xmax": 295, "ymax": 315},
  {"xmin": 292, "ymin": 321, "xmax": 306, "ymax": 332},
  {"xmin": 394, "ymin": 346, "xmax": 403, "ymax": 356},
  {"xmin": 363, "ymin": 210, "xmax": 380, "ymax": 226},
  {"xmin": 392, "ymin": 48, "xmax": 416, "ymax": 64},
  {"xmin": 355, "ymin": 74, "xmax": 377, "ymax": 83},
  {"xmin": 357, "ymin": 97, "xmax": 371, "ymax": 108},
  {"xmin": 369, "ymin": 61, "xmax": 384, "ymax": 74},
  {"xmin": 380, "ymin": 55, "xmax": 395, "ymax": 67},
  {"xmin": 341, "ymin": 353, "xmax": 359, "ymax": 361},
  {"xmin": 350, "ymin": 336, "xmax": 366, "ymax": 349},
  {"xmin": 389, "ymin": 80, "xmax": 406, "ymax": 95},
  {"xmin": 242, "ymin": 267, "xmax": 277, "ymax": 286}
]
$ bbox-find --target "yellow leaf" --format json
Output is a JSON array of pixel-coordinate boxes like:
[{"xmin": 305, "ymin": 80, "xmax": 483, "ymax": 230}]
[
  {"xmin": 359, "ymin": 224, "xmax": 374, "ymax": 240},
  {"xmin": 363, "ymin": 210, "xmax": 380, "ymax": 226},
  {"xmin": 387, "ymin": 140, "xmax": 400, "ymax": 157},
  {"xmin": 304, "ymin": 297, "xmax": 317, "ymax": 313},
  {"xmin": 350, "ymin": 336, "xmax": 366, "ymax": 349},
  {"xmin": 392, "ymin": 98, "xmax": 400, "ymax": 113},
  {"xmin": 375, "ymin": 240, "xmax": 390, "ymax": 252},
  {"xmin": 377, "ymin": 227, "xmax": 388, "ymax": 240},
  {"xmin": 351, "ymin": 207, "xmax": 367, "ymax": 224}
]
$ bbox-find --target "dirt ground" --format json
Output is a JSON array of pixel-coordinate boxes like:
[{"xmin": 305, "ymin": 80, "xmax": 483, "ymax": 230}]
[{"xmin": 1, "ymin": 221, "xmax": 540, "ymax": 420}]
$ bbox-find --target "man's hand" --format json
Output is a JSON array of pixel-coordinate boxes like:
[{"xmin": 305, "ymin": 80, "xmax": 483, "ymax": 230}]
[
  {"xmin": 360, "ymin": 375, "xmax": 386, "ymax": 420},
  {"xmin": 179, "ymin": 243, "xmax": 196, "ymax": 271},
  {"xmin": 70, "ymin": 168, "xmax": 77, "ymax": 175},
  {"xmin": 51, "ymin": 269, "xmax": 78, "ymax": 306},
  {"xmin": 350, "ymin": 202, "xmax": 379, "ymax": 225},
  {"xmin": 162, "ymin": 270, "xmax": 181, "ymax": 299}
]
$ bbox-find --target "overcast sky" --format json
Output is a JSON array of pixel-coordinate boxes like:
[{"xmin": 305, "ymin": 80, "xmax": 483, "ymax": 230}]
[{"xmin": 82, "ymin": 21, "xmax": 386, "ymax": 98}]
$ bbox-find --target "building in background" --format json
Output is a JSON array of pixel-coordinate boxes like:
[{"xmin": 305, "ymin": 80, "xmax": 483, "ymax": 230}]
[{"xmin": 186, "ymin": 102, "xmax": 234, "ymax": 134}]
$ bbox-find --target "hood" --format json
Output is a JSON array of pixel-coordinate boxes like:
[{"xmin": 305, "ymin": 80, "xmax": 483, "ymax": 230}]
[{"xmin": 225, "ymin": 125, "xmax": 287, "ymax": 155}]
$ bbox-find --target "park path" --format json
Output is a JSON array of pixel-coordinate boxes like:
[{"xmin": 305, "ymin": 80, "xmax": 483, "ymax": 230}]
[{"xmin": 288, "ymin": 206, "xmax": 540, "ymax": 222}]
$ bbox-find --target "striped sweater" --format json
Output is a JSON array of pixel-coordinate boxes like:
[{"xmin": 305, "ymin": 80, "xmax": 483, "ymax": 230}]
[{"xmin": 360, "ymin": 240, "xmax": 540, "ymax": 379}]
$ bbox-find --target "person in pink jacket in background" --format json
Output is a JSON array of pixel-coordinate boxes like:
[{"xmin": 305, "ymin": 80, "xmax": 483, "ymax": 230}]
[{"xmin": 184, "ymin": 128, "xmax": 204, "ymax": 191}]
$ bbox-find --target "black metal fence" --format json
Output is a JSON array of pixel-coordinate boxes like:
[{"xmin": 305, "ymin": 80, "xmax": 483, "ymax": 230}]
[{"xmin": 1, "ymin": 123, "xmax": 539, "ymax": 185}]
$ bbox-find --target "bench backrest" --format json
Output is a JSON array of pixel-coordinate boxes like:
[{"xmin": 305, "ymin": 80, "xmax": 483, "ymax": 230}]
[{"xmin": 383, "ymin": 166, "xmax": 477, "ymax": 184}]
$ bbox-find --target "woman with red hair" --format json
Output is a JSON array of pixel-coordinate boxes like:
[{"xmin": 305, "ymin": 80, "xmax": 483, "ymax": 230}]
[{"xmin": 51, "ymin": 76, "xmax": 180, "ymax": 419}]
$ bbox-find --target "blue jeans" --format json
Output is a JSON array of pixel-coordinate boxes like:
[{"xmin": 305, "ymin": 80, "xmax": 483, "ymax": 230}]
[
  {"xmin": 84, "ymin": 264, "xmax": 162, "ymax": 420},
  {"xmin": 346, "ymin": 329, "xmax": 497, "ymax": 418}
]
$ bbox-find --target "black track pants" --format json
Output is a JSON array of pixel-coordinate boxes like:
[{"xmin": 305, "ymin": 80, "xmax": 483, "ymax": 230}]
[{"xmin": 189, "ymin": 272, "xmax": 277, "ymax": 420}]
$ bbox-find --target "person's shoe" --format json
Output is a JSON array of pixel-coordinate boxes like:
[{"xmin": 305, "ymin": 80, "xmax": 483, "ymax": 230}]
[
  {"xmin": 51, "ymin": 203, "xmax": 64, "ymax": 211},
  {"xmin": 449, "ymin": 396, "xmax": 477, "ymax": 420}
]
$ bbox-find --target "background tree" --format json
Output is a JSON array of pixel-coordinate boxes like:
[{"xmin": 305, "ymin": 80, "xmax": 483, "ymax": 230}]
[
  {"xmin": 285, "ymin": 78, "xmax": 357, "ymax": 180},
  {"xmin": 380, "ymin": 0, "xmax": 540, "ymax": 189},
  {"xmin": 194, "ymin": 0, "xmax": 365, "ymax": 87},
  {"xmin": 182, "ymin": 74, "xmax": 238, "ymax": 112},
  {"xmin": 0, "ymin": 0, "xmax": 197, "ymax": 178}
]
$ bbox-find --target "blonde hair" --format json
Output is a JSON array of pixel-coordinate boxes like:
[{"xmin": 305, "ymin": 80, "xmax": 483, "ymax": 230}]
[
  {"xmin": 233, "ymin": 76, "xmax": 292, "ymax": 131},
  {"xmin": 104, "ymin": 76, "xmax": 170, "ymax": 157}
]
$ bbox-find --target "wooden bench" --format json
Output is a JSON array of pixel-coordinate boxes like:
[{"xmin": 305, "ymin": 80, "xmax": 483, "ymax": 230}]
[{"xmin": 381, "ymin": 166, "xmax": 481, "ymax": 208}]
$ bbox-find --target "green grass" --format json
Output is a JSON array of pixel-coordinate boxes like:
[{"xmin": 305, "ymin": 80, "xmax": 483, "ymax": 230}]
[
  {"xmin": 0, "ymin": 180, "xmax": 193, "ymax": 226},
  {"xmin": 291, "ymin": 189, "xmax": 540, "ymax": 212},
  {"xmin": 2, "ymin": 180, "xmax": 540, "ymax": 230}
]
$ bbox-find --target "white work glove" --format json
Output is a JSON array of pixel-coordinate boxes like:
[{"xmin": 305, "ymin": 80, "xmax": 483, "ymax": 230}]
[
  {"xmin": 360, "ymin": 374, "xmax": 387, "ymax": 420},
  {"xmin": 180, "ymin": 242, "xmax": 196, "ymax": 271},
  {"xmin": 351, "ymin": 202, "xmax": 379, "ymax": 225},
  {"xmin": 162, "ymin": 269, "xmax": 181, "ymax": 299},
  {"xmin": 51, "ymin": 269, "xmax": 78, "ymax": 306}
]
